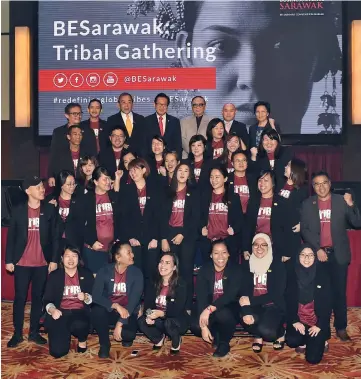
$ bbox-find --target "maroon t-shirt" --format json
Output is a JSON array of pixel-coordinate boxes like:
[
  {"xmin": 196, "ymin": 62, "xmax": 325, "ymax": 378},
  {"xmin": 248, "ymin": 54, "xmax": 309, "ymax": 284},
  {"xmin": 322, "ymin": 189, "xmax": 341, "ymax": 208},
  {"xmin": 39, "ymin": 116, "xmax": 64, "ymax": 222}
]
[
  {"xmin": 234, "ymin": 175, "xmax": 250, "ymax": 213},
  {"xmin": 169, "ymin": 187, "xmax": 186, "ymax": 227},
  {"xmin": 60, "ymin": 271, "xmax": 84, "ymax": 310},
  {"xmin": 319, "ymin": 197, "xmax": 333, "ymax": 247},
  {"xmin": 71, "ymin": 150, "xmax": 80, "ymax": 172},
  {"xmin": 113, "ymin": 149, "xmax": 122, "ymax": 169},
  {"xmin": 58, "ymin": 196, "xmax": 70, "ymax": 222},
  {"xmin": 298, "ymin": 301, "xmax": 317, "ymax": 326},
  {"xmin": 155, "ymin": 285, "xmax": 169, "ymax": 311},
  {"xmin": 253, "ymin": 273, "xmax": 268, "ymax": 297},
  {"xmin": 227, "ymin": 158, "xmax": 234, "ymax": 173},
  {"xmin": 193, "ymin": 160, "xmax": 203, "ymax": 182},
  {"xmin": 267, "ymin": 152, "xmax": 275, "ymax": 169},
  {"xmin": 256, "ymin": 197, "xmax": 273, "ymax": 237},
  {"xmin": 137, "ymin": 186, "xmax": 147, "ymax": 216},
  {"xmin": 90, "ymin": 121, "xmax": 100, "ymax": 152},
  {"xmin": 212, "ymin": 140, "xmax": 224, "ymax": 159},
  {"xmin": 213, "ymin": 270, "xmax": 224, "ymax": 301},
  {"xmin": 279, "ymin": 183, "xmax": 294, "ymax": 199},
  {"xmin": 110, "ymin": 268, "xmax": 128, "ymax": 306},
  {"xmin": 156, "ymin": 159, "xmax": 164, "ymax": 174},
  {"xmin": 207, "ymin": 192, "xmax": 229, "ymax": 241},
  {"xmin": 95, "ymin": 193, "xmax": 114, "ymax": 251},
  {"xmin": 17, "ymin": 206, "xmax": 47, "ymax": 267}
]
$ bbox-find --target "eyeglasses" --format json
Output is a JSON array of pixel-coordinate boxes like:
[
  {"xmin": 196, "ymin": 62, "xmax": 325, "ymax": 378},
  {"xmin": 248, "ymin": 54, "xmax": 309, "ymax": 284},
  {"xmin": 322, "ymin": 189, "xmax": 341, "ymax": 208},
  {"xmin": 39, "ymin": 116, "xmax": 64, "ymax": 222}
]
[
  {"xmin": 313, "ymin": 180, "xmax": 330, "ymax": 188},
  {"xmin": 68, "ymin": 112, "xmax": 83, "ymax": 116},
  {"xmin": 300, "ymin": 254, "xmax": 315, "ymax": 260},
  {"xmin": 192, "ymin": 103, "xmax": 205, "ymax": 108},
  {"xmin": 252, "ymin": 243, "xmax": 268, "ymax": 249}
]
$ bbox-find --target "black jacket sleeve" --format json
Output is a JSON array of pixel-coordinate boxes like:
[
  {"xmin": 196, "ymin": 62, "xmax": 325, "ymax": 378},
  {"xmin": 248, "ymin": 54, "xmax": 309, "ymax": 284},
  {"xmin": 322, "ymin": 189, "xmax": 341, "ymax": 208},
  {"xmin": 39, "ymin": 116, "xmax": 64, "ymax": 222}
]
[{"xmin": 165, "ymin": 280, "xmax": 188, "ymax": 318}]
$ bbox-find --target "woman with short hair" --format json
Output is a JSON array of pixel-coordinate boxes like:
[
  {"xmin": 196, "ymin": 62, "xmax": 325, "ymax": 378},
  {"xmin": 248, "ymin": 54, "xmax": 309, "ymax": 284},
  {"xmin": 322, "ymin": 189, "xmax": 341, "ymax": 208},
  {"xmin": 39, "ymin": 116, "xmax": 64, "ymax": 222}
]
[{"xmin": 205, "ymin": 118, "xmax": 226, "ymax": 160}]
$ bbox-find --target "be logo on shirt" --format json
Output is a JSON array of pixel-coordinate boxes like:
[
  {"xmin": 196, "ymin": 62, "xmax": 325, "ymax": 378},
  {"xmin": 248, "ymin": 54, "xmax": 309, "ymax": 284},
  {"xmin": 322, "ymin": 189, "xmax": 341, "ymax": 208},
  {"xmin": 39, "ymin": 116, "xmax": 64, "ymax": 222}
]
[
  {"xmin": 139, "ymin": 196, "xmax": 147, "ymax": 206},
  {"xmin": 113, "ymin": 282, "xmax": 127, "ymax": 294},
  {"xmin": 59, "ymin": 207, "xmax": 69, "ymax": 218},
  {"xmin": 319, "ymin": 209, "xmax": 331, "ymax": 221},
  {"xmin": 279, "ymin": 189, "xmax": 291, "ymax": 199},
  {"xmin": 28, "ymin": 217, "xmax": 39, "ymax": 230},
  {"xmin": 96, "ymin": 203, "xmax": 113, "ymax": 213},
  {"xmin": 173, "ymin": 199, "xmax": 185, "ymax": 209},
  {"xmin": 156, "ymin": 295, "xmax": 167, "ymax": 307},
  {"xmin": 254, "ymin": 273, "xmax": 267, "ymax": 286},
  {"xmin": 63, "ymin": 285, "xmax": 81, "ymax": 297},
  {"xmin": 258, "ymin": 207, "xmax": 272, "ymax": 216},
  {"xmin": 209, "ymin": 202, "xmax": 228, "ymax": 212},
  {"xmin": 234, "ymin": 185, "xmax": 249, "ymax": 195},
  {"xmin": 194, "ymin": 168, "xmax": 201, "ymax": 178},
  {"xmin": 214, "ymin": 279, "xmax": 223, "ymax": 292}
]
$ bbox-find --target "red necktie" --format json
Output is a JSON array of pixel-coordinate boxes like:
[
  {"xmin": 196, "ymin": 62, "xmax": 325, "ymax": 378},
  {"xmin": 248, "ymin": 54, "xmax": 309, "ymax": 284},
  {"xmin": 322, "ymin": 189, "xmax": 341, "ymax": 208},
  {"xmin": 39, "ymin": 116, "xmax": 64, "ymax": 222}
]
[{"xmin": 159, "ymin": 116, "xmax": 164, "ymax": 136}]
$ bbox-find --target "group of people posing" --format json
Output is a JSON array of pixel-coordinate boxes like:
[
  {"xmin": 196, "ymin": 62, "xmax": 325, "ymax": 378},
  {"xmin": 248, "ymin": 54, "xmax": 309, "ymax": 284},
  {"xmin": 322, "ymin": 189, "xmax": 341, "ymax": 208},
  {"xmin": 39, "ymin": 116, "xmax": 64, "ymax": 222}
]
[{"xmin": 5, "ymin": 93, "xmax": 361, "ymax": 363}]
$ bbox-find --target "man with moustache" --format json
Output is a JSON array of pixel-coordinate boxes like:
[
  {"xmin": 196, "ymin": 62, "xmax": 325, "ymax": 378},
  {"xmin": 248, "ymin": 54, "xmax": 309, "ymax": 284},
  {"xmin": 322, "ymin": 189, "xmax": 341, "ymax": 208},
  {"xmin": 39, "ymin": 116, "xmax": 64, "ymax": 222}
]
[
  {"xmin": 48, "ymin": 103, "xmax": 97, "ymax": 187},
  {"xmin": 106, "ymin": 93, "xmax": 146, "ymax": 157},
  {"xmin": 180, "ymin": 96, "xmax": 214, "ymax": 159},
  {"xmin": 300, "ymin": 171, "xmax": 361, "ymax": 342},
  {"xmin": 222, "ymin": 103, "xmax": 249, "ymax": 149}
]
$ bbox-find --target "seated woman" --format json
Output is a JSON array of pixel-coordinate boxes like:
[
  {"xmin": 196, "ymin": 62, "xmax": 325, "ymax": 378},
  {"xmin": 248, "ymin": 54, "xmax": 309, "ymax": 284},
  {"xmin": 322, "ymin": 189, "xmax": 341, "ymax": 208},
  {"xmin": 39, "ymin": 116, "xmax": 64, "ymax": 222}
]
[
  {"xmin": 285, "ymin": 245, "xmax": 331, "ymax": 364},
  {"xmin": 43, "ymin": 246, "xmax": 94, "ymax": 358},
  {"xmin": 191, "ymin": 240, "xmax": 241, "ymax": 358},
  {"xmin": 138, "ymin": 252, "xmax": 190, "ymax": 354},
  {"xmin": 91, "ymin": 242, "xmax": 144, "ymax": 358},
  {"xmin": 239, "ymin": 233, "xmax": 286, "ymax": 353}
]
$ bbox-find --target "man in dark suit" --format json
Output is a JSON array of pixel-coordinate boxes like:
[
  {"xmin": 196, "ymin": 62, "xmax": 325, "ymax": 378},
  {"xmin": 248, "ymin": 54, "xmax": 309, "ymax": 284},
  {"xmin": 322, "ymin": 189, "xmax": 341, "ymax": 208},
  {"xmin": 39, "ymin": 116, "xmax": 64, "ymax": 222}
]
[
  {"xmin": 5, "ymin": 176, "xmax": 60, "ymax": 348},
  {"xmin": 80, "ymin": 98, "xmax": 108, "ymax": 153},
  {"xmin": 144, "ymin": 93, "xmax": 182, "ymax": 158},
  {"xmin": 48, "ymin": 103, "xmax": 97, "ymax": 187},
  {"xmin": 222, "ymin": 103, "xmax": 249, "ymax": 149},
  {"xmin": 106, "ymin": 93, "xmax": 146, "ymax": 157},
  {"xmin": 300, "ymin": 171, "xmax": 361, "ymax": 341}
]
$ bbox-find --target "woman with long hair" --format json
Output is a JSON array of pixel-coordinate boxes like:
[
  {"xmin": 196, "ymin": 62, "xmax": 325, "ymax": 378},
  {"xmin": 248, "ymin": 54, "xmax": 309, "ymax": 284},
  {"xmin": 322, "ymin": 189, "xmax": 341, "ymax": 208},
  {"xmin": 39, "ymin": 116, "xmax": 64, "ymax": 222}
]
[
  {"xmin": 78, "ymin": 155, "xmax": 98, "ymax": 192},
  {"xmin": 160, "ymin": 163, "xmax": 199, "ymax": 311},
  {"xmin": 82, "ymin": 166, "xmax": 121, "ymax": 274},
  {"xmin": 191, "ymin": 240, "xmax": 241, "ymax": 358},
  {"xmin": 161, "ymin": 151, "xmax": 180, "ymax": 185},
  {"xmin": 215, "ymin": 133, "xmax": 247, "ymax": 173},
  {"xmin": 285, "ymin": 245, "xmax": 331, "ymax": 364},
  {"xmin": 119, "ymin": 158, "xmax": 161, "ymax": 281},
  {"xmin": 147, "ymin": 135, "xmax": 167, "ymax": 176},
  {"xmin": 199, "ymin": 165, "xmax": 243, "ymax": 264},
  {"xmin": 239, "ymin": 233, "xmax": 286, "ymax": 353},
  {"xmin": 91, "ymin": 242, "xmax": 144, "ymax": 359},
  {"xmin": 138, "ymin": 252, "xmax": 190, "ymax": 354},
  {"xmin": 205, "ymin": 118, "xmax": 226, "ymax": 160},
  {"xmin": 43, "ymin": 246, "xmax": 94, "ymax": 358}
]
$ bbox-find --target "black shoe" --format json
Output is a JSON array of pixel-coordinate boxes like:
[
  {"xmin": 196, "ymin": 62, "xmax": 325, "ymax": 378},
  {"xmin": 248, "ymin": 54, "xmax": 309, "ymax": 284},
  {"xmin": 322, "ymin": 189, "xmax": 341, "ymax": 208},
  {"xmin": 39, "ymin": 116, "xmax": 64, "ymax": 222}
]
[
  {"xmin": 77, "ymin": 345, "xmax": 87, "ymax": 353},
  {"xmin": 170, "ymin": 336, "xmax": 182, "ymax": 355},
  {"xmin": 122, "ymin": 341, "xmax": 133, "ymax": 348},
  {"xmin": 7, "ymin": 333, "xmax": 24, "ymax": 348},
  {"xmin": 28, "ymin": 333, "xmax": 47, "ymax": 345},
  {"xmin": 213, "ymin": 342, "xmax": 230, "ymax": 358},
  {"xmin": 336, "ymin": 329, "xmax": 351, "ymax": 342},
  {"xmin": 98, "ymin": 345, "xmax": 110, "ymax": 359},
  {"xmin": 152, "ymin": 335, "xmax": 165, "ymax": 351},
  {"xmin": 212, "ymin": 332, "xmax": 220, "ymax": 348}
]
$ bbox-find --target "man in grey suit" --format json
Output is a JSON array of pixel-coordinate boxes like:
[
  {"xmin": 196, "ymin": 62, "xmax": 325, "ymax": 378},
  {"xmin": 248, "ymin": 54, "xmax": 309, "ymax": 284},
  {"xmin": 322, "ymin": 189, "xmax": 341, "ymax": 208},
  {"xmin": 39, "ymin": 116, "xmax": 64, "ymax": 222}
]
[
  {"xmin": 180, "ymin": 96, "xmax": 214, "ymax": 159},
  {"xmin": 300, "ymin": 171, "xmax": 361, "ymax": 341}
]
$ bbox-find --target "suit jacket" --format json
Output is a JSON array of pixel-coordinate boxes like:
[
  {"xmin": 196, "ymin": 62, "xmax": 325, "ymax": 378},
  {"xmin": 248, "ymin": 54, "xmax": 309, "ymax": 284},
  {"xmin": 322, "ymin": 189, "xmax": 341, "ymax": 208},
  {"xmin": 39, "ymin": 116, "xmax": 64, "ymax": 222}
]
[
  {"xmin": 98, "ymin": 146, "xmax": 129, "ymax": 179},
  {"xmin": 106, "ymin": 112, "xmax": 146, "ymax": 156},
  {"xmin": 249, "ymin": 122, "xmax": 282, "ymax": 149},
  {"xmin": 300, "ymin": 194, "xmax": 361, "ymax": 264},
  {"xmin": 80, "ymin": 118, "xmax": 108, "ymax": 153},
  {"xmin": 228, "ymin": 171, "xmax": 258, "ymax": 213},
  {"xmin": 195, "ymin": 261, "xmax": 242, "ymax": 317},
  {"xmin": 5, "ymin": 201, "xmax": 60, "ymax": 265},
  {"xmin": 182, "ymin": 157, "xmax": 213, "ymax": 191},
  {"xmin": 145, "ymin": 113, "xmax": 182, "ymax": 158},
  {"xmin": 228, "ymin": 120, "xmax": 249, "ymax": 149},
  {"xmin": 180, "ymin": 114, "xmax": 214, "ymax": 159},
  {"xmin": 48, "ymin": 124, "xmax": 97, "ymax": 178}
]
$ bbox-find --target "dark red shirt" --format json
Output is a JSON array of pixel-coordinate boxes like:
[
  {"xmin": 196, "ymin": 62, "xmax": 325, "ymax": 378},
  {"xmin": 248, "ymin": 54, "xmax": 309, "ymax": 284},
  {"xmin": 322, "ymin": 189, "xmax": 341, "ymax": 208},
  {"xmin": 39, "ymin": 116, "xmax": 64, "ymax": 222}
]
[
  {"xmin": 253, "ymin": 273, "xmax": 268, "ymax": 297},
  {"xmin": 319, "ymin": 197, "xmax": 333, "ymax": 247},
  {"xmin": 256, "ymin": 197, "xmax": 273, "ymax": 237},
  {"xmin": 17, "ymin": 206, "xmax": 47, "ymax": 267},
  {"xmin": 113, "ymin": 149, "xmax": 122, "ymax": 169},
  {"xmin": 227, "ymin": 158, "xmax": 234, "ymax": 173},
  {"xmin": 110, "ymin": 268, "xmax": 128, "ymax": 306},
  {"xmin": 267, "ymin": 152, "xmax": 275, "ymax": 168},
  {"xmin": 137, "ymin": 186, "xmax": 147, "ymax": 216},
  {"xmin": 212, "ymin": 140, "xmax": 224, "ymax": 159},
  {"xmin": 207, "ymin": 192, "xmax": 228, "ymax": 241},
  {"xmin": 279, "ymin": 183, "xmax": 294, "ymax": 199},
  {"xmin": 58, "ymin": 196, "xmax": 71, "ymax": 222},
  {"xmin": 71, "ymin": 150, "xmax": 80, "ymax": 172},
  {"xmin": 169, "ymin": 187, "xmax": 186, "ymax": 227},
  {"xmin": 90, "ymin": 121, "xmax": 100, "ymax": 152},
  {"xmin": 60, "ymin": 271, "xmax": 84, "ymax": 310},
  {"xmin": 213, "ymin": 270, "xmax": 224, "ymax": 301},
  {"xmin": 193, "ymin": 160, "xmax": 203, "ymax": 182},
  {"xmin": 95, "ymin": 193, "xmax": 114, "ymax": 251},
  {"xmin": 234, "ymin": 175, "xmax": 250, "ymax": 213},
  {"xmin": 298, "ymin": 301, "xmax": 317, "ymax": 326},
  {"xmin": 156, "ymin": 159, "xmax": 163, "ymax": 174},
  {"xmin": 155, "ymin": 285, "xmax": 169, "ymax": 311}
]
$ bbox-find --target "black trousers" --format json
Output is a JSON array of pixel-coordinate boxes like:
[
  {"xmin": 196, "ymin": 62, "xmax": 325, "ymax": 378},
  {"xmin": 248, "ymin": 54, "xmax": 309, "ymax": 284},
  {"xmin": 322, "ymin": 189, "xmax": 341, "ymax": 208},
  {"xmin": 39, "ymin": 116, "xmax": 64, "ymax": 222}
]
[
  {"xmin": 13, "ymin": 265, "xmax": 48, "ymax": 335},
  {"xmin": 91, "ymin": 304, "xmax": 138, "ymax": 347},
  {"xmin": 199, "ymin": 235, "xmax": 240, "ymax": 265},
  {"xmin": 191, "ymin": 304, "xmax": 238, "ymax": 345},
  {"xmin": 286, "ymin": 324, "xmax": 327, "ymax": 364},
  {"xmin": 166, "ymin": 227, "xmax": 196, "ymax": 309},
  {"xmin": 131, "ymin": 244, "xmax": 160, "ymax": 281},
  {"xmin": 45, "ymin": 308, "xmax": 90, "ymax": 358},
  {"xmin": 138, "ymin": 314, "xmax": 190, "ymax": 344},
  {"xmin": 242, "ymin": 304, "xmax": 285, "ymax": 342}
]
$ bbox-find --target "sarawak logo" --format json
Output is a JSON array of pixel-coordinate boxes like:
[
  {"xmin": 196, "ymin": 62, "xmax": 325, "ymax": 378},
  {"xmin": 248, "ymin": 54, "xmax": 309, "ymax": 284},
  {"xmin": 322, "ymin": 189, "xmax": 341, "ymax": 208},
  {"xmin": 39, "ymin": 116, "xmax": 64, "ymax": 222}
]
[{"xmin": 280, "ymin": 0, "xmax": 324, "ymax": 15}]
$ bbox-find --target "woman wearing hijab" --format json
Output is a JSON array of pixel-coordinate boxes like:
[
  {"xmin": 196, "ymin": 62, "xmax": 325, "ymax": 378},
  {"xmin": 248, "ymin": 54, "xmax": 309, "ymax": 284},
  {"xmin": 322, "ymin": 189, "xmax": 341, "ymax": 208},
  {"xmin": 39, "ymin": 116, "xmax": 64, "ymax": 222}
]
[
  {"xmin": 239, "ymin": 233, "xmax": 286, "ymax": 353},
  {"xmin": 285, "ymin": 245, "xmax": 331, "ymax": 364}
]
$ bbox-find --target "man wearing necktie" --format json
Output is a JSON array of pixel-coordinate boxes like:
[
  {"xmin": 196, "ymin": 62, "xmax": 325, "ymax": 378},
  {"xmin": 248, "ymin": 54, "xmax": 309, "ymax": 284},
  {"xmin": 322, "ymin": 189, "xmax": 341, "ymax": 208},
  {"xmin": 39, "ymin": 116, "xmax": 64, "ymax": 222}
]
[
  {"xmin": 144, "ymin": 93, "xmax": 182, "ymax": 158},
  {"xmin": 222, "ymin": 103, "xmax": 249, "ymax": 150}
]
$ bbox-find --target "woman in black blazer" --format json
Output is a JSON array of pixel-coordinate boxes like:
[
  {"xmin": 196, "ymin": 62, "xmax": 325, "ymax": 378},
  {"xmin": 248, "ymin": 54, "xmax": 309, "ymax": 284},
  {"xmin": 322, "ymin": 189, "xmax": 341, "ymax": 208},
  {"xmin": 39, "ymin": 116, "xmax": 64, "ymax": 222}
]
[
  {"xmin": 138, "ymin": 252, "xmax": 190, "ymax": 354},
  {"xmin": 243, "ymin": 170, "xmax": 291, "ymax": 262},
  {"xmin": 146, "ymin": 135, "xmax": 167, "ymax": 177},
  {"xmin": 119, "ymin": 158, "xmax": 161, "ymax": 280},
  {"xmin": 199, "ymin": 165, "xmax": 244, "ymax": 264},
  {"xmin": 285, "ymin": 244, "xmax": 331, "ymax": 364},
  {"xmin": 82, "ymin": 166, "xmax": 121, "ymax": 274},
  {"xmin": 191, "ymin": 240, "xmax": 241, "ymax": 358},
  {"xmin": 205, "ymin": 118, "xmax": 226, "ymax": 160},
  {"xmin": 43, "ymin": 246, "xmax": 94, "ymax": 358},
  {"xmin": 239, "ymin": 233, "xmax": 286, "ymax": 353},
  {"xmin": 160, "ymin": 162, "xmax": 200, "ymax": 310},
  {"xmin": 91, "ymin": 242, "xmax": 144, "ymax": 358}
]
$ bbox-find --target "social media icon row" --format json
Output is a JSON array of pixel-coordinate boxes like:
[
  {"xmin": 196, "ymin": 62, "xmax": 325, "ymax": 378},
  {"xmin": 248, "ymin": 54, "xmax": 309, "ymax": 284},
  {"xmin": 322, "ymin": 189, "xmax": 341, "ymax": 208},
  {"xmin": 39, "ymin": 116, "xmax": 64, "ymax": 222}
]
[{"xmin": 53, "ymin": 72, "xmax": 118, "ymax": 88}]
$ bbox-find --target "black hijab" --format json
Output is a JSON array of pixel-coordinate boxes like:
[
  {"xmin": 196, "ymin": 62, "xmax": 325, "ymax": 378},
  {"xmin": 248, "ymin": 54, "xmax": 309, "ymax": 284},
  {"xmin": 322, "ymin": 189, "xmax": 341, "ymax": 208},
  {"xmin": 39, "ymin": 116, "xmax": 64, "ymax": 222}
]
[{"xmin": 295, "ymin": 244, "xmax": 317, "ymax": 305}]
